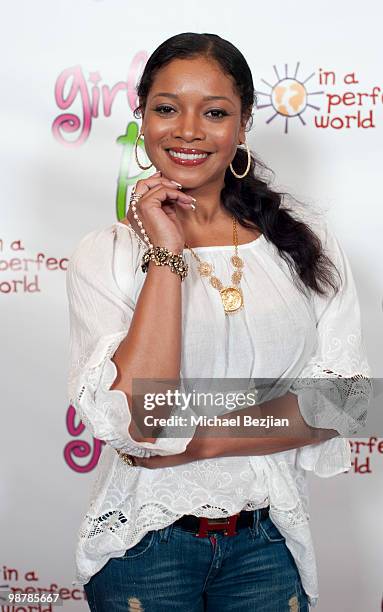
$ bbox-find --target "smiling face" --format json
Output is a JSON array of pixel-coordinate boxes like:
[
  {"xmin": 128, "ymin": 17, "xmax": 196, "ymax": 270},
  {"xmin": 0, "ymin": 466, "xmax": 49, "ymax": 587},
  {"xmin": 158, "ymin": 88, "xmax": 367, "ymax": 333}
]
[{"xmin": 140, "ymin": 56, "xmax": 248, "ymax": 190}]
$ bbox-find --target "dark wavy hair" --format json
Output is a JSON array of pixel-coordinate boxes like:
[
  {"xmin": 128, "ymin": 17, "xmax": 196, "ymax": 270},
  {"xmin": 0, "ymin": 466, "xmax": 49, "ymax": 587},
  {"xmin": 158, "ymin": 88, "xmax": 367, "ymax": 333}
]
[{"xmin": 134, "ymin": 32, "xmax": 340, "ymax": 296}]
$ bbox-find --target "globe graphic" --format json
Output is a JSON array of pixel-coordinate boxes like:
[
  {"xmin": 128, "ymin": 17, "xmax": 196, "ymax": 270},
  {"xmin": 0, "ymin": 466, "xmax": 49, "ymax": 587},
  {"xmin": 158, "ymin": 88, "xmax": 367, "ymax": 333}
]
[{"xmin": 271, "ymin": 78, "xmax": 307, "ymax": 117}]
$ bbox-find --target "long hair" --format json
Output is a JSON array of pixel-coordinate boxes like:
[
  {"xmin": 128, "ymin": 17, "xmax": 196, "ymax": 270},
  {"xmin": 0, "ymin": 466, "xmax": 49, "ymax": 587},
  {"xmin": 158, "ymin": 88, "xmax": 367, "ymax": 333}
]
[{"xmin": 134, "ymin": 32, "xmax": 340, "ymax": 296}]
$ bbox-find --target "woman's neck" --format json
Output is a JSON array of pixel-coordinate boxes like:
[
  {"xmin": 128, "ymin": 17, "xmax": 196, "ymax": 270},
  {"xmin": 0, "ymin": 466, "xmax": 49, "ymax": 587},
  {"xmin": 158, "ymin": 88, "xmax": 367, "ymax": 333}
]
[
  {"xmin": 177, "ymin": 179, "xmax": 229, "ymax": 227},
  {"xmin": 177, "ymin": 199, "xmax": 230, "ymax": 227}
]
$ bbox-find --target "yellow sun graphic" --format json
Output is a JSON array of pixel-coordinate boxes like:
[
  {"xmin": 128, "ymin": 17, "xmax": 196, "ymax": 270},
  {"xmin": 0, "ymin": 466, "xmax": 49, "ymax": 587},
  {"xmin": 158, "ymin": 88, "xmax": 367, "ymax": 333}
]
[{"xmin": 255, "ymin": 62, "xmax": 323, "ymax": 133}]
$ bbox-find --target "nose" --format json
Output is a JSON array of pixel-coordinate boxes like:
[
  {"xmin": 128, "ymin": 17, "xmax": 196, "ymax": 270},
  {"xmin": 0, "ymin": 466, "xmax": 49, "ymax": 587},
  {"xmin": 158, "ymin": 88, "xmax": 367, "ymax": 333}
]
[{"xmin": 172, "ymin": 110, "xmax": 204, "ymax": 143}]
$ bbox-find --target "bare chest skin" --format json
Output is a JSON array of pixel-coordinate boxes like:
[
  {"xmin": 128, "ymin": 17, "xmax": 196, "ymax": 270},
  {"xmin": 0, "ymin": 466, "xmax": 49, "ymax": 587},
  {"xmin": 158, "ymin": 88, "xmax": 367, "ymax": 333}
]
[{"xmin": 122, "ymin": 208, "xmax": 262, "ymax": 248}]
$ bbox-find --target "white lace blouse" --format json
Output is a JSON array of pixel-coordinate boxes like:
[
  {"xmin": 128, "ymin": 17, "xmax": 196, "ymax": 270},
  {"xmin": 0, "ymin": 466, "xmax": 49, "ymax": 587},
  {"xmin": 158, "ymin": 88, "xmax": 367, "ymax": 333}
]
[{"xmin": 66, "ymin": 216, "xmax": 371, "ymax": 608}]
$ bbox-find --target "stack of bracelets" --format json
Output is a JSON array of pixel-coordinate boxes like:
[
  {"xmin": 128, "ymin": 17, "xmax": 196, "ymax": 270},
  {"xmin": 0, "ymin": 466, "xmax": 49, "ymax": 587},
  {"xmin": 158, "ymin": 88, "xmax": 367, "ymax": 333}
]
[{"xmin": 130, "ymin": 185, "xmax": 189, "ymax": 282}]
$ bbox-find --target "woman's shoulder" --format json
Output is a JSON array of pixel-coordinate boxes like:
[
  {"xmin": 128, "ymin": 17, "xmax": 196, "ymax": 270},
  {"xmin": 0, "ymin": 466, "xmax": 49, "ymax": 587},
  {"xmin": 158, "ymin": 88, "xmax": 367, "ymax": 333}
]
[{"xmin": 66, "ymin": 221, "xmax": 145, "ymax": 288}]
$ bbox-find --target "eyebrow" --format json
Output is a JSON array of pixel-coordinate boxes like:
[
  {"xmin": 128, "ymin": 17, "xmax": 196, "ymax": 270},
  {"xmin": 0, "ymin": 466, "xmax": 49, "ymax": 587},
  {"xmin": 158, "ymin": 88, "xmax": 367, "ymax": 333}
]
[{"xmin": 152, "ymin": 92, "xmax": 233, "ymax": 103}]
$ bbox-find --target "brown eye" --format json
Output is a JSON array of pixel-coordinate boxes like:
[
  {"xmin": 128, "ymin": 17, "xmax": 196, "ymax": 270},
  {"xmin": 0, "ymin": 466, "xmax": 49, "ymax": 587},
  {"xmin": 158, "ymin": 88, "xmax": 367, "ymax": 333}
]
[
  {"xmin": 206, "ymin": 109, "xmax": 228, "ymax": 119},
  {"xmin": 154, "ymin": 105, "xmax": 175, "ymax": 114}
]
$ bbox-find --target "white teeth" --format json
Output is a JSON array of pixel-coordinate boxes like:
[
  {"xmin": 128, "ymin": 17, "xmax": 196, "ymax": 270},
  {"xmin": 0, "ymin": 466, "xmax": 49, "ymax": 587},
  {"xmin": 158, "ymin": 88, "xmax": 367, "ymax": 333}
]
[{"xmin": 168, "ymin": 150, "xmax": 208, "ymax": 160}]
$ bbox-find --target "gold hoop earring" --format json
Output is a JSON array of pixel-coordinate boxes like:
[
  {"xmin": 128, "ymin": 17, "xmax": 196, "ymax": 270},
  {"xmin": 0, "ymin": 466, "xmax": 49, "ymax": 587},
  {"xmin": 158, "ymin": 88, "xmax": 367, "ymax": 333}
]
[
  {"xmin": 134, "ymin": 132, "xmax": 153, "ymax": 170},
  {"xmin": 230, "ymin": 141, "xmax": 251, "ymax": 179}
]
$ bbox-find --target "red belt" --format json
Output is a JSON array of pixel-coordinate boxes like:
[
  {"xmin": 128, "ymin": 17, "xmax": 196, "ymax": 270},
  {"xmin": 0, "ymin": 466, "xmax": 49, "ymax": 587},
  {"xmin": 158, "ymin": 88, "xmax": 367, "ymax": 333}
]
[{"xmin": 173, "ymin": 506, "xmax": 270, "ymax": 538}]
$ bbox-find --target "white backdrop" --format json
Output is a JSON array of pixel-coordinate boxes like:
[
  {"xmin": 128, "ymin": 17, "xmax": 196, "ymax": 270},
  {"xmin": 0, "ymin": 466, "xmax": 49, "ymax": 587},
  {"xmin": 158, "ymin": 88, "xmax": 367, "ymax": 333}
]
[{"xmin": 1, "ymin": 1, "xmax": 382, "ymax": 610}]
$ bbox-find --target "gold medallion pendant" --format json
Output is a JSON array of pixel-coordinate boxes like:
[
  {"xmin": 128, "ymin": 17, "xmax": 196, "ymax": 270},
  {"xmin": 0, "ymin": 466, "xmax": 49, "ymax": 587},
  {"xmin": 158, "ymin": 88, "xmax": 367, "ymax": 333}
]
[
  {"xmin": 220, "ymin": 286, "xmax": 244, "ymax": 314},
  {"xmin": 184, "ymin": 216, "xmax": 246, "ymax": 316}
]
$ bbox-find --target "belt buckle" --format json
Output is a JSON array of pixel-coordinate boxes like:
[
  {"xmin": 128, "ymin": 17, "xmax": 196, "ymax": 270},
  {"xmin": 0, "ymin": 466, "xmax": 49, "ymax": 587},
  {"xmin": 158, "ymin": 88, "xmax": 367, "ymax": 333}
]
[{"xmin": 195, "ymin": 513, "xmax": 240, "ymax": 538}]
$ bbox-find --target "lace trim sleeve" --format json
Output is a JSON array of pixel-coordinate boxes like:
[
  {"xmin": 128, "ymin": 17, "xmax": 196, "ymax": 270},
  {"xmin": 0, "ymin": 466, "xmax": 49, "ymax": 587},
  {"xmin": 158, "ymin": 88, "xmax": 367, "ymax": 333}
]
[
  {"xmin": 295, "ymin": 436, "xmax": 352, "ymax": 478},
  {"xmin": 289, "ymin": 222, "xmax": 372, "ymax": 443},
  {"xmin": 72, "ymin": 332, "xmax": 194, "ymax": 457},
  {"xmin": 290, "ymin": 369, "xmax": 372, "ymax": 437}
]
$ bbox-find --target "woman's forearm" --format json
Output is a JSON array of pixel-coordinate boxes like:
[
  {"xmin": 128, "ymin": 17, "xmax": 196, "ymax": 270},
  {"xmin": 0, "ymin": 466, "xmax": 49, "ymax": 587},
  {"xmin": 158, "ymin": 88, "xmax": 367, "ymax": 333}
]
[
  {"xmin": 131, "ymin": 393, "xmax": 340, "ymax": 468},
  {"xmin": 110, "ymin": 261, "xmax": 182, "ymax": 442},
  {"xmin": 196, "ymin": 392, "xmax": 339, "ymax": 458}
]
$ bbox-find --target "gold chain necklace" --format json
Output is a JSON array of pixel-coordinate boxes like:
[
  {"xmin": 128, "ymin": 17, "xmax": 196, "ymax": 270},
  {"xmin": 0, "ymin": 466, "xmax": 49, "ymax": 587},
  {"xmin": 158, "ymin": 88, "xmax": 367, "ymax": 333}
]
[{"xmin": 184, "ymin": 216, "xmax": 244, "ymax": 315}]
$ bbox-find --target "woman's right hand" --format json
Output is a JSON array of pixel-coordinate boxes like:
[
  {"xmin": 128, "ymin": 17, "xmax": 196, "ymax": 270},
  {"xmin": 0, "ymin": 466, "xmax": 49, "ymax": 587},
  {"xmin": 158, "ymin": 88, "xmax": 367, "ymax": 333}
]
[{"xmin": 128, "ymin": 171, "xmax": 196, "ymax": 253}]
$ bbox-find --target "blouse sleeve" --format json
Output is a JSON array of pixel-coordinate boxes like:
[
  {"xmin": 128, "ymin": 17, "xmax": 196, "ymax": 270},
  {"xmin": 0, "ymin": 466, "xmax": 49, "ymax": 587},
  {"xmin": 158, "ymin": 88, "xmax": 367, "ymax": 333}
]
[
  {"xmin": 66, "ymin": 225, "xmax": 193, "ymax": 458},
  {"xmin": 289, "ymin": 221, "xmax": 373, "ymax": 475}
]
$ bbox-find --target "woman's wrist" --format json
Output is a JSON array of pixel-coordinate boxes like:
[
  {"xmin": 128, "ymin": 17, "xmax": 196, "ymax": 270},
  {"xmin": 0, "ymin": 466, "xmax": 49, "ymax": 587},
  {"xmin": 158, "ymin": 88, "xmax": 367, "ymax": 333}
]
[
  {"xmin": 146, "ymin": 260, "xmax": 183, "ymax": 281},
  {"xmin": 186, "ymin": 424, "xmax": 230, "ymax": 460},
  {"xmin": 141, "ymin": 245, "xmax": 188, "ymax": 281}
]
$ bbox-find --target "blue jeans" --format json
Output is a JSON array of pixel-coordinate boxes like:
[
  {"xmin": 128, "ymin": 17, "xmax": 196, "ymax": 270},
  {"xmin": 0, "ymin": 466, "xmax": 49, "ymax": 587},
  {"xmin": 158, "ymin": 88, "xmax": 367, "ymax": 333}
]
[{"xmin": 84, "ymin": 509, "xmax": 310, "ymax": 611}]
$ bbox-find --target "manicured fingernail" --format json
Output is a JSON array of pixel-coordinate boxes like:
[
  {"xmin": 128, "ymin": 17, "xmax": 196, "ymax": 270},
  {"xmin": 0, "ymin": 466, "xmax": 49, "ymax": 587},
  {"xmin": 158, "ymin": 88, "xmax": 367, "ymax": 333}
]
[
  {"xmin": 191, "ymin": 197, "xmax": 197, "ymax": 203},
  {"xmin": 190, "ymin": 203, "xmax": 196, "ymax": 211},
  {"xmin": 171, "ymin": 180, "xmax": 182, "ymax": 188}
]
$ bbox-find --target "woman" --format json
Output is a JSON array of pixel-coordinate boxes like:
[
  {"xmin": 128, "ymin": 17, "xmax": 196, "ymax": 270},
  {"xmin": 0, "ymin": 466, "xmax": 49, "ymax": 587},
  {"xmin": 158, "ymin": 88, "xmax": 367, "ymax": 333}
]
[{"xmin": 67, "ymin": 33, "xmax": 371, "ymax": 611}]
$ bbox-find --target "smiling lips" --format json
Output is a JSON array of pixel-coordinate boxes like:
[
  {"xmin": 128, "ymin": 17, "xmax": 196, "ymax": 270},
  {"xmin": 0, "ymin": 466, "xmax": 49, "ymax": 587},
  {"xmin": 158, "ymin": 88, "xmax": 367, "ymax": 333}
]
[{"xmin": 166, "ymin": 147, "xmax": 211, "ymax": 166}]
